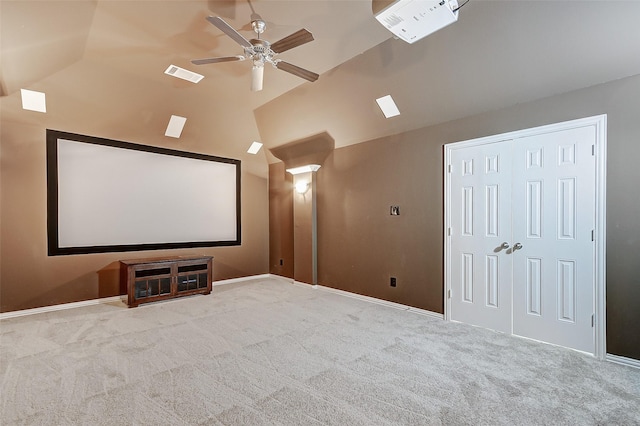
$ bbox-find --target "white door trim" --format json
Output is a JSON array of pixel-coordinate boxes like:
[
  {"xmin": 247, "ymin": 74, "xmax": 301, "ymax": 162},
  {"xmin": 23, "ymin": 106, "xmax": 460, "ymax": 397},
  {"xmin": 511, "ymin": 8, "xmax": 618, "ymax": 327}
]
[{"xmin": 444, "ymin": 115, "xmax": 607, "ymax": 359}]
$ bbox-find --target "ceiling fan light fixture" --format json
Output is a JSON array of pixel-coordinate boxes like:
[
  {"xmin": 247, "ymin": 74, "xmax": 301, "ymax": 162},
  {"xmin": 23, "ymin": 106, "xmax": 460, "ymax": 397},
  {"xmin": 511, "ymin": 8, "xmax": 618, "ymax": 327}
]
[{"xmin": 251, "ymin": 64, "xmax": 264, "ymax": 92}]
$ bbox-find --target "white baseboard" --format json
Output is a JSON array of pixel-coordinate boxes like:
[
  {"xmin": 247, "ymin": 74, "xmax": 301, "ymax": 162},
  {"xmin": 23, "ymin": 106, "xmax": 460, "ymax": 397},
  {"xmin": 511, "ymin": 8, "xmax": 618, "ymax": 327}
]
[
  {"xmin": 1, "ymin": 273, "xmax": 439, "ymax": 322},
  {"xmin": 263, "ymin": 276, "xmax": 444, "ymax": 319},
  {"xmin": 0, "ymin": 295, "xmax": 124, "ymax": 320},
  {"xmin": 267, "ymin": 274, "xmax": 295, "ymax": 284},
  {"xmin": 314, "ymin": 284, "xmax": 444, "ymax": 320},
  {"xmin": 213, "ymin": 274, "xmax": 271, "ymax": 286},
  {"xmin": 606, "ymin": 353, "xmax": 640, "ymax": 369},
  {"xmin": 0, "ymin": 274, "xmax": 272, "ymax": 319}
]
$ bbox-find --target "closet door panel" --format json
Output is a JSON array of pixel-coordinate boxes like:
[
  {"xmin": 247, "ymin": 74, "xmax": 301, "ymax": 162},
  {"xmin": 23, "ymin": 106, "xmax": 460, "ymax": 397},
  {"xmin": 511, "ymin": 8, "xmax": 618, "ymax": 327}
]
[
  {"xmin": 511, "ymin": 126, "xmax": 596, "ymax": 353},
  {"xmin": 449, "ymin": 141, "xmax": 513, "ymax": 333}
]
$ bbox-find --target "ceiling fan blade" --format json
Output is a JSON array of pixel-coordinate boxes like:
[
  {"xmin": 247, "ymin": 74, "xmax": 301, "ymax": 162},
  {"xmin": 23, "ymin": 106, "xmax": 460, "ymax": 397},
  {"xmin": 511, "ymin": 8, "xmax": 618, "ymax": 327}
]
[
  {"xmin": 206, "ymin": 16, "xmax": 253, "ymax": 49},
  {"xmin": 275, "ymin": 61, "xmax": 319, "ymax": 82},
  {"xmin": 270, "ymin": 29, "xmax": 314, "ymax": 54},
  {"xmin": 191, "ymin": 55, "xmax": 245, "ymax": 65}
]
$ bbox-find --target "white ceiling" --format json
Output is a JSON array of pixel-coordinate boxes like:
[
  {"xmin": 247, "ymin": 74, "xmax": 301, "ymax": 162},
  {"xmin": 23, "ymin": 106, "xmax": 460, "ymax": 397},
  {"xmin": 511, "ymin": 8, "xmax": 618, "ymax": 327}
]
[
  {"xmin": 2, "ymin": 1, "xmax": 640, "ymax": 176},
  {"xmin": 255, "ymin": 0, "xmax": 640, "ymax": 152}
]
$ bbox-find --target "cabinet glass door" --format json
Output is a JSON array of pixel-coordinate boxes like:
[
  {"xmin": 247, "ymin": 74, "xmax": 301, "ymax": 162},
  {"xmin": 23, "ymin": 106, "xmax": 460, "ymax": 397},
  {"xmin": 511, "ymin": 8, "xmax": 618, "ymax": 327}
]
[
  {"xmin": 177, "ymin": 263, "xmax": 209, "ymax": 293},
  {"xmin": 134, "ymin": 267, "xmax": 171, "ymax": 300}
]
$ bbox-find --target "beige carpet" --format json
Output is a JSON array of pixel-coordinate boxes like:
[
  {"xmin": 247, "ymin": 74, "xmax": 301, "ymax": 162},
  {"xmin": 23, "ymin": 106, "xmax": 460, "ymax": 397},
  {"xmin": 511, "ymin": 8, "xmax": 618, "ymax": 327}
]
[{"xmin": 1, "ymin": 277, "xmax": 639, "ymax": 425}]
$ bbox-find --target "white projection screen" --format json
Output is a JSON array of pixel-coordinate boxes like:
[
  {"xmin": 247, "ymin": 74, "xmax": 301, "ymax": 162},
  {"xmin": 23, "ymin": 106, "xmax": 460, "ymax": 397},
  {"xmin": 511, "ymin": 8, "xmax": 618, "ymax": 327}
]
[{"xmin": 47, "ymin": 130, "xmax": 241, "ymax": 256}]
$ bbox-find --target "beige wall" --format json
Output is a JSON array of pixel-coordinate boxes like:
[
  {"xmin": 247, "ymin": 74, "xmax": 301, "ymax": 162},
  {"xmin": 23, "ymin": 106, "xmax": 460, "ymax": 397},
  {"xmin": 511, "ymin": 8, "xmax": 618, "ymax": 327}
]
[
  {"xmin": 0, "ymin": 121, "xmax": 269, "ymax": 312},
  {"xmin": 268, "ymin": 162, "xmax": 294, "ymax": 279},
  {"xmin": 269, "ymin": 74, "xmax": 640, "ymax": 361},
  {"xmin": 317, "ymin": 131, "xmax": 444, "ymax": 312}
]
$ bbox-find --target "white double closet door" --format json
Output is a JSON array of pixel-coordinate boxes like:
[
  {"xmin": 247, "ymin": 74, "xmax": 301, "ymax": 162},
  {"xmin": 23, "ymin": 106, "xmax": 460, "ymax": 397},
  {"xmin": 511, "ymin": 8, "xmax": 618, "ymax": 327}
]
[{"xmin": 446, "ymin": 117, "xmax": 604, "ymax": 354}]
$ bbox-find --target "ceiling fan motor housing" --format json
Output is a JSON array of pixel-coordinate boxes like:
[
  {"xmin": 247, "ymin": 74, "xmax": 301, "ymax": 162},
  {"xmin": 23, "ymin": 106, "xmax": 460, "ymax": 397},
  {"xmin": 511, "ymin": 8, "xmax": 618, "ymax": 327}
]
[{"xmin": 247, "ymin": 39, "xmax": 277, "ymax": 67}]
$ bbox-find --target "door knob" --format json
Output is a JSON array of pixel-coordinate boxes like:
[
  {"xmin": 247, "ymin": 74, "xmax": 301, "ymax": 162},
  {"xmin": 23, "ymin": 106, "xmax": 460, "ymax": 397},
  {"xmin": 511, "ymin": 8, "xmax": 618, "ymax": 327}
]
[
  {"xmin": 513, "ymin": 242, "xmax": 523, "ymax": 250},
  {"xmin": 501, "ymin": 242, "xmax": 510, "ymax": 249}
]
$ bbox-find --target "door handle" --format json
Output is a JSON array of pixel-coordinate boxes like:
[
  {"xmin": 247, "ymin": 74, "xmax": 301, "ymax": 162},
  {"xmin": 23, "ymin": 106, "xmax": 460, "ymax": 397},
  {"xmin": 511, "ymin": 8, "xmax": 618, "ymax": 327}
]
[
  {"xmin": 513, "ymin": 242, "xmax": 523, "ymax": 250},
  {"xmin": 501, "ymin": 242, "xmax": 510, "ymax": 249}
]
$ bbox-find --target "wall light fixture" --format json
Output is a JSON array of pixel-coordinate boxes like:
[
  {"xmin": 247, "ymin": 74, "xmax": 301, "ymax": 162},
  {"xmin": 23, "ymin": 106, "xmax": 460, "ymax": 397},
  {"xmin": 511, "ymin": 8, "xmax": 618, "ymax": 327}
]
[{"xmin": 295, "ymin": 180, "xmax": 310, "ymax": 194}]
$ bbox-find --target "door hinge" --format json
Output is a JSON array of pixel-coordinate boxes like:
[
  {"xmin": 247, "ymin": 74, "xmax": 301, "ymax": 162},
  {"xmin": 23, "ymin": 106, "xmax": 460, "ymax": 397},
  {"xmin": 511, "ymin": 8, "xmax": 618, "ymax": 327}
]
[
  {"xmin": 592, "ymin": 144, "xmax": 595, "ymax": 156},
  {"xmin": 447, "ymin": 164, "xmax": 452, "ymax": 173},
  {"xmin": 591, "ymin": 313, "xmax": 595, "ymax": 327},
  {"xmin": 591, "ymin": 229, "xmax": 595, "ymax": 241},
  {"xmin": 447, "ymin": 227, "xmax": 452, "ymax": 236},
  {"xmin": 448, "ymin": 289, "xmax": 452, "ymax": 299}
]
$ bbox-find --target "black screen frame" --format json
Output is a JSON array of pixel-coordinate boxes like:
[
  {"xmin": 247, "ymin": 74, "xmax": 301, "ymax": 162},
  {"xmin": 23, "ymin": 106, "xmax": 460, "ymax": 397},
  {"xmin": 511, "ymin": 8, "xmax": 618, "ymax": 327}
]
[{"xmin": 46, "ymin": 129, "xmax": 241, "ymax": 256}]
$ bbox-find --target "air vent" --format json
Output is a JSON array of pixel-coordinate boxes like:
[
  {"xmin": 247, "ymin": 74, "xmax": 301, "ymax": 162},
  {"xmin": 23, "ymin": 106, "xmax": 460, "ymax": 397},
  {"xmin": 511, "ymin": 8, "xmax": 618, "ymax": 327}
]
[{"xmin": 164, "ymin": 65, "xmax": 204, "ymax": 83}]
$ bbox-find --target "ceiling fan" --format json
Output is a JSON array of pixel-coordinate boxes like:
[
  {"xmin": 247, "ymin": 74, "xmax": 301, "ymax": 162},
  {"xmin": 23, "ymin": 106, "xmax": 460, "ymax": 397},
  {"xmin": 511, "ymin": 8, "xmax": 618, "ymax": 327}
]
[{"xmin": 192, "ymin": 16, "xmax": 319, "ymax": 91}]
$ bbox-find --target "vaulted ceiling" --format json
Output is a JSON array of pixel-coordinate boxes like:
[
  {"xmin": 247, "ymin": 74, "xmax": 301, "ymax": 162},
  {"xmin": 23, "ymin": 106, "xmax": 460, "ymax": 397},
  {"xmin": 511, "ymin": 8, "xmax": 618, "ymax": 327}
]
[{"xmin": 3, "ymin": 1, "xmax": 640, "ymax": 177}]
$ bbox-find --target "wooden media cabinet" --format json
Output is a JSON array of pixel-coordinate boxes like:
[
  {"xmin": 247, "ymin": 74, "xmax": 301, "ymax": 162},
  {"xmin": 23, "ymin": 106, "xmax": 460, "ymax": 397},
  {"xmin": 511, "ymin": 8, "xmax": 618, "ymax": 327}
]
[{"xmin": 120, "ymin": 256, "xmax": 212, "ymax": 307}]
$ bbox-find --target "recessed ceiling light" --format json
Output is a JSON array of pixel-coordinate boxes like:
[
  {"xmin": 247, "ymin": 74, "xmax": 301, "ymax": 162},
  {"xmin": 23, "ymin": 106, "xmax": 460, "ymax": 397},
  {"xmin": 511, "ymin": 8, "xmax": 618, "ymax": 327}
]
[
  {"xmin": 247, "ymin": 141, "xmax": 263, "ymax": 154},
  {"xmin": 376, "ymin": 95, "xmax": 400, "ymax": 118},
  {"xmin": 164, "ymin": 65, "xmax": 204, "ymax": 83},
  {"xmin": 21, "ymin": 89, "xmax": 46, "ymax": 113},
  {"xmin": 165, "ymin": 115, "xmax": 187, "ymax": 138},
  {"xmin": 286, "ymin": 164, "xmax": 321, "ymax": 175}
]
